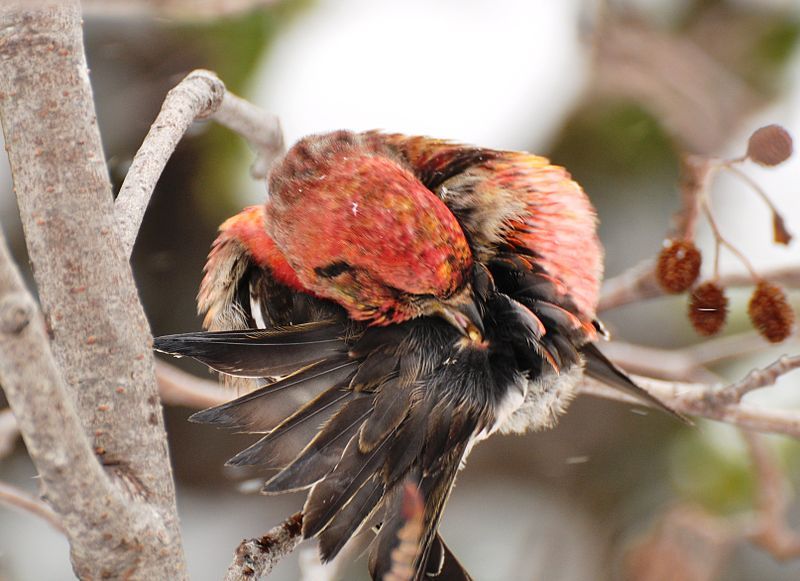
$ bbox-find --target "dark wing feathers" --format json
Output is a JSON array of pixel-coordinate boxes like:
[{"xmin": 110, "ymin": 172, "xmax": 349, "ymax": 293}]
[
  {"xmin": 358, "ymin": 377, "xmax": 413, "ymax": 453},
  {"xmin": 188, "ymin": 357, "xmax": 357, "ymax": 431},
  {"xmin": 263, "ymin": 395, "xmax": 374, "ymax": 492},
  {"xmin": 317, "ymin": 475, "xmax": 385, "ymax": 561},
  {"xmin": 154, "ymin": 323, "xmax": 347, "ymax": 378}
]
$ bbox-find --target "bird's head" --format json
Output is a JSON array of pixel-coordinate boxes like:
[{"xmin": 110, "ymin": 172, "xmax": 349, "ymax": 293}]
[{"xmin": 266, "ymin": 131, "xmax": 483, "ymax": 340}]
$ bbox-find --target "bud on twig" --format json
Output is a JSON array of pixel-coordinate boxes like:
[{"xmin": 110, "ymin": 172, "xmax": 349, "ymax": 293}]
[
  {"xmin": 747, "ymin": 125, "xmax": 793, "ymax": 167},
  {"xmin": 748, "ymin": 281, "xmax": 795, "ymax": 343},
  {"xmin": 688, "ymin": 281, "xmax": 728, "ymax": 336}
]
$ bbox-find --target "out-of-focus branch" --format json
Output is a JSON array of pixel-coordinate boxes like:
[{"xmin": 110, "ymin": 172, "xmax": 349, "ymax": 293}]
[
  {"xmin": 215, "ymin": 91, "xmax": 285, "ymax": 180},
  {"xmin": 115, "ymin": 69, "xmax": 285, "ymax": 257},
  {"xmin": 599, "ymin": 261, "xmax": 800, "ymax": 312},
  {"xmin": 602, "ymin": 332, "xmax": 793, "ymax": 382},
  {"xmin": 155, "ymin": 359, "xmax": 231, "ymax": 408},
  {"xmin": 0, "ymin": 408, "xmax": 19, "ymax": 459},
  {"xmin": 742, "ymin": 432, "xmax": 800, "ymax": 560},
  {"xmin": 82, "ymin": 0, "xmax": 282, "ymax": 20},
  {"xmin": 0, "ymin": 481, "xmax": 65, "ymax": 534},
  {"xmin": 224, "ymin": 512, "xmax": 304, "ymax": 581},
  {"xmin": 579, "ymin": 355, "xmax": 800, "ymax": 437}
]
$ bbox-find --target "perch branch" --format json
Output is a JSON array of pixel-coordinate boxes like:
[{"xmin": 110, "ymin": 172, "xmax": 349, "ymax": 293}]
[
  {"xmin": 115, "ymin": 69, "xmax": 285, "ymax": 257},
  {"xmin": 115, "ymin": 70, "xmax": 226, "ymax": 256},
  {"xmin": 0, "ymin": 480, "xmax": 65, "ymax": 533},
  {"xmin": 579, "ymin": 355, "xmax": 800, "ymax": 437},
  {"xmin": 224, "ymin": 512, "xmax": 304, "ymax": 581}
]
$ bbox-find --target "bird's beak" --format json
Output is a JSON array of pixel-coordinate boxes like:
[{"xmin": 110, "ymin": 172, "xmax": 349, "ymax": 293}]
[{"xmin": 433, "ymin": 289, "xmax": 484, "ymax": 344}]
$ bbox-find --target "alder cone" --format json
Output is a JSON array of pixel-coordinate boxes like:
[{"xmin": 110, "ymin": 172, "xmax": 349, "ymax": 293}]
[
  {"xmin": 748, "ymin": 281, "xmax": 795, "ymax": 343},
  {"xmin": 747, "ymin": 125, "xmax": 793, "ymax": 167},
  {"xmin": 656, "ymin": 239, "xmax": 702, "ymax": 294},
  {"xmin": 688, "ymin": 282, "xmax": 728, "ymax": 336}
]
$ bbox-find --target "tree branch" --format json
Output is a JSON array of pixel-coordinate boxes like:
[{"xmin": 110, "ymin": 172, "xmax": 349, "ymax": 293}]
[
  {"xmin": 599, "ymin": 261, "xmax": 800, "ymax": 312},
  {"xmin": 155, "ymin": 359, "xmax": 231, "ymax": 408},
  {"xmin": 0, "ymin": 2, "xmax": 186, "ymax": 577},
  {"xmin": 579, "ymin": 355, "xmax": 800, "ymax": 438},
  {"xmin": 0, "ymin": 226, "xmax": 163, "ymax": 576},
  {"xmin": 0, "ymin": 480, "xmax": 65, "ymax": 533},
  {"xmin": 224, "ymin": 512, "xmax": 304, "ymax": 581},
  {"xmin": 115, "ymin": 69, "xmax": 285, "ymax": 257}
]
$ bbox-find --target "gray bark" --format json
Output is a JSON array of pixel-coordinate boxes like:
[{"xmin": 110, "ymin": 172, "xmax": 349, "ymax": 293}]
[{"xmin": 0, "ymin": 1, "xmax": 187, "ymax": 578}]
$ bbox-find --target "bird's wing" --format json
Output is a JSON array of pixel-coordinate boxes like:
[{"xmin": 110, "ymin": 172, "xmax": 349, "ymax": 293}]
[
  {"xmin": 155, "ymin": 319, "xmax": 490, "ymax": 580},
  {"xmin": 162, "ymin": 201, "xmax": 484, "ymax": 578}
]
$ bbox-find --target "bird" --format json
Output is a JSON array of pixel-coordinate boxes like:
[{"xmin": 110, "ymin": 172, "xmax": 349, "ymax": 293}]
[{"xmin": 155, "ymin": 129, "xmax": 682, "ymax": 580}]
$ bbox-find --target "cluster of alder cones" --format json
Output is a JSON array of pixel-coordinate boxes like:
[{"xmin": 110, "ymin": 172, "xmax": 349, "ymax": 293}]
[{"xmin": 656, "ymin": 125, "xmax": 796, "ymax": 343}]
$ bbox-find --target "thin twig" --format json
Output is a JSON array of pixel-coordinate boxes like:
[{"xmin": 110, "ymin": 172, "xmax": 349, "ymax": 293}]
[
  {"xmin": 578, "ymin": 355, "xmax": 800, "ymax": 438},
  {"xmin": 115, "ymin": 70, "xmax": 226, "ymax": 256},
  {"xmin": 224, "ymin": 512, "xmax": 304, "ymax": 581},
  {"xmin": 599, "ymin": 262, "xmax": 800, "ymax": 312},
  {"xmin": 115, "ymin": 69, "xmax": 285, "ymax": 257},
  {"xmin": 0, "ymin": 481, "xmax": 65, "ymax": 533}
]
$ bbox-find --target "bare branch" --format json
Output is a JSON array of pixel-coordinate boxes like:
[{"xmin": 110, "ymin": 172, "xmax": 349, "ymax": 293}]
[
  {"xmin": 214, "ymin": 91, "xmax": 285, "ymax": 180},
  {"xmin": 115, "ymin": 70, "xmax": 285, "ymax": 257},
  {"xmin": 601, "ymin": 332, "xmax": 790, "ymax": 382},
  {"xmin": 155, "ymin": 359, "xmax": 231, "ymax": 408},
  {"xmin": 0, "ymin": 2, "xmax": 185, "ymax": 577},
  {"xmin": 0, "ymin": 481, "xmax": 65, "ymax": 534},
  {"xmin": 115, "ymin": 70, "xmax": 226, "ymax": 256},
  {"xmin": 224, "ymin": 512, "xmax": 304, "ymax": 581},
  {"xmin": 600, "ymin": 261, "xmax": 800, "ymax": 312},
  {"xmin": 579, "ymin": 355, "xmax": 800, "ymax": 438}
]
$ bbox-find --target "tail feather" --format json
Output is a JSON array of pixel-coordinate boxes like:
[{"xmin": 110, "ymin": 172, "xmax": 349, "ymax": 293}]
[{"xmin": 581, "ymin": 343, "xmax": 690, "ymax": 424}]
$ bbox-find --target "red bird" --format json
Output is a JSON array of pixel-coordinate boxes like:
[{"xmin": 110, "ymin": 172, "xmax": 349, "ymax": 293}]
[{"xmin": 156, "ymin": 130, "xmax": 679, "ymax": 580}]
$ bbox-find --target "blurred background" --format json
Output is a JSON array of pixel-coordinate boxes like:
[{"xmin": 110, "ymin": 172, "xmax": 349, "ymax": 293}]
[{"xmin": 1, "ymin": 0, "xmax": 800, "ymax": 579}]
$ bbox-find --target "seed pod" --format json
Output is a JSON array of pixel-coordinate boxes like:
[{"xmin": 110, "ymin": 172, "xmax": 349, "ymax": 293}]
[
  {"xmin": 688, "ymin": 281, "xmax": 728, "ymax": 336},
  {"xmin": 748, "ymin": 281, "xmax": 795, "ymax": 343},
  {"xmin": 747, "ymin": 125, "xmax": 793, "ymax": 167},
  {"xmin": 656, "ymin": 239, "xmax": 702, "ymax": 294}
]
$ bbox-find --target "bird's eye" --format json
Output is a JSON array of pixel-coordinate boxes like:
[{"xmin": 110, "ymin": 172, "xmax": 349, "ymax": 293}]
[{"xmin": 314, "ymin": 261, "xmax": 352, "ymax": 278}]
